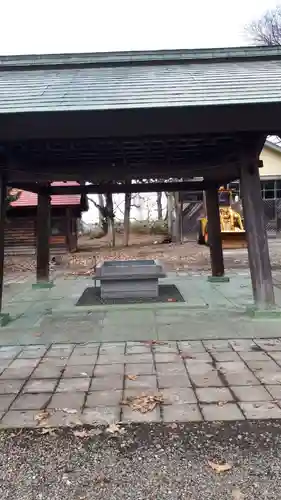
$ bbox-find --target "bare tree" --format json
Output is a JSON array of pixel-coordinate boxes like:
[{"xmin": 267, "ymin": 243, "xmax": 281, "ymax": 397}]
[
  {"xmin": 105, "ymin": 193, "xmax": 115, "ymax": 247},
  {"xmin": 87, "ymin": 196, "xmax": 109, "ymax": 235},
  {"xmin": 246, "ymin": 5, "xmax": 281, "ymax": 146},
  {"xmin": 173, "ymin": 192, "xmax": 182, "ymax": 243},
  {"xmin": 87, "ymin": 192, "xmax": 116, "ymax": 246},
  {"xmin": 123, "ymin": 182, "xmax": 132, "ymax": 247},
  {"xmin": 97, "ymin": 194, "xmax": 105, "ymax": 227},
  {"xmin": 246, "ymin": 5, "xmax": 281, "ymax": 45},
  {"xmin": 156, "ymin": 192, "xmax": 163, "ymax": 220},
  {"xmin": 165, "ymin": 192, "xmax": 174, "ymax": 237}
]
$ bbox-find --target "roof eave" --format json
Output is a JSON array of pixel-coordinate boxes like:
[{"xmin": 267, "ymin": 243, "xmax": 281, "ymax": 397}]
[
  {"xmin": 1, "ymin": 45, "xmax": 281, "ymax": 71},
  {"xmin": 264, "ymin": 140, "xmax": 281, "ymax": 154}
]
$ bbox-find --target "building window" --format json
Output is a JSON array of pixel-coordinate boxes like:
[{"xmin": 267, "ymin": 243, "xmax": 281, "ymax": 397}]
[
  {"xmin": 276, "ymin": 180, "xmax": 281, "ymax": 200},
  {"xmin": 228, "ymin": 182, "xmax": 240, "ymax": 197},
  {"xmin": 261, "ymin": 180, "xmax": 275, "ymax": 199},
  {"xmin": 230, "ymin": 180, "xmax": 281, "ymax": 201},
  {"xmin": 51, "ymin": 218, "xmax": 63, "ymax": 236}
]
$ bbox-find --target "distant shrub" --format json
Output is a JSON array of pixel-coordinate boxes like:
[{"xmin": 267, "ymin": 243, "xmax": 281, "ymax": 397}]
[
  {"xmin": 88, "ymin": 229, "xmax": 104, "ymax": 239},
  {"xmin": 130, "ymin": 220, "xmax": 168, "ymax": 235},
  {"xmin": 150, "ymin": 220, "xmax": 168, "ymax": 235}
]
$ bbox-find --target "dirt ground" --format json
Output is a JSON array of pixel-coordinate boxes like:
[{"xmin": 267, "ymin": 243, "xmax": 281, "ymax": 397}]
[{"xmin": 3, "ymin": 233, "xmax": 281, "ymax": 278}]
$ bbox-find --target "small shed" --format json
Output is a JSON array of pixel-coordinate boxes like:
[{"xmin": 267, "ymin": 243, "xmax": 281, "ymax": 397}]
[{"xmin": 5, "ymin": 181, "xmax": 88, "ymax": 255}]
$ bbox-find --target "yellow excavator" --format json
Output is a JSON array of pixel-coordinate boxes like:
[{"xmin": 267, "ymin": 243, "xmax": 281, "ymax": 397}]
[{"xmin": 197, "ymin": 187, "xmax": 247, "ymax": 249}]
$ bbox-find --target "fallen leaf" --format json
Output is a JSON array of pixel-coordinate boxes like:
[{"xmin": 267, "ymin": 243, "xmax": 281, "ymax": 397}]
[
  {"xmin": 106, "ymin": 423, "xmax": 125, "ymax": 434},
  {"xmin": 250, "ymin": 344, "xmax": 262, "ymax": 351},
  {"xmin": 8, "ymin": 430, "xmax": 22, "ymax": 438},
  {"xmin": 61, "ymin": 408, "xmax": 78, "ymax": 414},
  {"xmin": 126, "ymin": 374, "xmax": 138, "ymax": 381},
  {"xmin": 62, "ymin": 474, "xmax": 72, "ymax": 485},
  {"xmin": 122, "ymin": 392, "xmax": 163, "ymax": 413},
  {"xmin": 89, "ymin": 428, "xmax": 103, "ymax": 436},
  {"xmin": 73, "ymin": 429, "xmax": 89, "ymax": 438},
  {"xmin": 68, "ymin": 417, "xmax": 83, "ymax": 427},
  {"xmin": 208, "ymin": 461, "xmax": 232, "ymax": 473},
  {"xmin": 168, "ymin": 422, "xmax": 178, "ymax": 429},
  {"xmin": 94, "ymin": 472, "xmax": 110, "ymax": 484},
  {"xmin": 35, "ymin": 410, "xmax": 50, "ymax": 426},
  {"xmin": 73, "ymin": 428, "xmax": 102, "ymax": 438},
  {"xmin": 232, "ymin": 488, "xmax": 244, "ymax": 500},
  {"xmin": 180, "ymin": 352, "xmax": 194, "ymax": 360},
  {"xmin": 41, "ymin": 428, "xmax": 56, "ymax": 435},
  {"xmin": 142, "ymin": 340, "xmax": 166, "ymax": 346}
]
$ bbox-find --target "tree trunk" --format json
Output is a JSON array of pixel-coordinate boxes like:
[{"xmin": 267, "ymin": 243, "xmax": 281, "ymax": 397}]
[
  {"xmin": 166, "ymin": 192, "xmax": 174, "ymax": 236},
  {"xmin": 123, "ymin": 189, "xmax": 131, "ymax": 247},
  {"xmin": 105, "ymin": 193, "xmax": 115, "ymax": 247},
  {"xmin": 98, "ymin": 194, "xmax": 105, "ymax": 227},
  {"xmin": 108, "ymin": 218, "xmax": 116, "ymax": 247},
  {"xmin": 173, "ymin": 192, "xmax": 182, "ymax": 243},
  {"xmin": 87, "ymin": 195, "xmax": 109, "ymax": 235},
  {"xmin": 157, "ymin": 192, "xmax": 163, "ymax": 220}
]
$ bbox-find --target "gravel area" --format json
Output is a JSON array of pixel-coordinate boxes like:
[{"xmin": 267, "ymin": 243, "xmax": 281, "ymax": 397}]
[{"xmin": 1, "ymin": 421, "xmax": 281, "ymax": 499}]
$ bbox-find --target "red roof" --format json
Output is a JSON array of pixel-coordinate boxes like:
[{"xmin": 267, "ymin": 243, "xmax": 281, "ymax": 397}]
[{"xmin": 11, "ymin": 181, "xmax": 82, "ymax": 208}]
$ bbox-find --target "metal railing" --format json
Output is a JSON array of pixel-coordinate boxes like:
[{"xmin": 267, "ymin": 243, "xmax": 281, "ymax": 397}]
[{"xmin": 263, "ymin": 199, "xmax": 281, "ymax": 238}]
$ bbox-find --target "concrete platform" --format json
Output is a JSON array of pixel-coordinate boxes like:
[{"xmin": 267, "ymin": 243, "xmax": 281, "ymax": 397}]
[{"xmin": 1, "ymin": 271, "xmax": 281, "ymax": 345}]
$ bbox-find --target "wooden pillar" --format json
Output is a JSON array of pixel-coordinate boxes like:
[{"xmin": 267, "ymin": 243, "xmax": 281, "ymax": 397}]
[
  {"xmin": 205, "ymin": 185, "xmax": 225, "ymax": 277},
  {"xmin": 174, "ymin": 192, "xmax": 182, "ymax": 243},
  {"xmin": 0, "ymin": 177, "xmax": 6, "ymax": 311},
  {"xmin": 36, "ymin": 187, "xmax": 51, "ymax": 283},
  {"xmin": 167, "ymin": 192, "xmax": 174, "ymax": 237},
  {"xmin": 240, "ymin": 162, "xmax": 275, "ymax": 308},
  {"xmin": 180, "ymin": 198, "xmax": 183, "ymax": 243},
  {"xmin": 65, "ymin": 207, "xmax": 71, "ymax": 252}
]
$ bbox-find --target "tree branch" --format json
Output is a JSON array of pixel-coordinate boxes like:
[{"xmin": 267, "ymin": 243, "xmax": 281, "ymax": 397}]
[{"xmin": 246, "ymin": 5, "xmax": 281, "ymax": 45}]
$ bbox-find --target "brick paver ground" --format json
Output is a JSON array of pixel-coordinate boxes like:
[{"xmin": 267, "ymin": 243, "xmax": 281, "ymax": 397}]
[
  {"xmin": 1, "ymin": 338, "xmax": 281, "ymax": 427},
  {"xmin": 1, "ymin": 271, "xmax": 281, "ymax": 427}
]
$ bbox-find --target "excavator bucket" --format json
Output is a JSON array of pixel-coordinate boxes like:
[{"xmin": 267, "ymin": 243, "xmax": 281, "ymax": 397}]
[{"xmin": 221, "ymin": 231, "xmax": 247, "ymax": 249}]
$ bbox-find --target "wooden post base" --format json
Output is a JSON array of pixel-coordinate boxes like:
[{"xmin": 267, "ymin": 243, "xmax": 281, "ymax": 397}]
[
  {"xmin": 240, "ymin": 162, "xmax": 275, "ymax": 308},
  {"xmin": 207, "ymin": 276, "xmax": 230, "ymax": 283},
  {"xmin": 36, "ymin": 188, "xmax": 51, "ymax": 283},
  {"xmin": 205, "ymin": 186, "xmax": 225, "ymax": 277},
  {"xmin": 0, "ymin": 177, "xmax": 6, "ymax": 313},
  {"xmin": 32, "ymin": 282, "xmax": 54, "ymax": 290}
]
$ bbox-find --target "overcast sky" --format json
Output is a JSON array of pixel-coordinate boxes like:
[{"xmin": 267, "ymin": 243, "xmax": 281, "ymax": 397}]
[{"xmin": 0, "ymin": 0, "xmax": 279, "ymax": 55}]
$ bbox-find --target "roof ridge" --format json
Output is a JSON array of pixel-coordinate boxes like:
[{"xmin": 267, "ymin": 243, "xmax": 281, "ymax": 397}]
[{"xmin": 1, "ymin": 45, "xmax": 281, "ymax": 70}]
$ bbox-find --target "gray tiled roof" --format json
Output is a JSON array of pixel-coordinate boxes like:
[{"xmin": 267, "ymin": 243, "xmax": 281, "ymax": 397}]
[{"xmin": 0, "ymin": 46, "xmax": 281, "ymax": 113}]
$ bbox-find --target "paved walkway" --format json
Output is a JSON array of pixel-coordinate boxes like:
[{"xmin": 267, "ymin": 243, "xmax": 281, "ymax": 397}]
[
  {"xmin": 1, "ymin": 272, "xmax": 281, "ymax": 427},
  {"xmin": 2, "ymin": 338, "xmax": 281, "ymax": 427}
]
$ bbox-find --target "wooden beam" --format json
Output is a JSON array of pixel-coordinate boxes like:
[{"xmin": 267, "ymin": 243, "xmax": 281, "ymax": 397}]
[
  {"xmin": 0, "ymin": 106, "xmax": 277, "ymax": 141},
  {"xmin": 47, "ymin": 181, "xmax": 209, "ymax": 195},
  {"xmin": 36, "ymin": 188, "xmax": 51, "ymax": 283},
  {"xmin": 9, "ymin": 180, "xmax": 210, "ymax": 195},
  {"xmin": 0, "ymin": 178, "xmax": 6, "ymax": 311},
  {"xmin": 11, "ymin": 183, "xmax": 40, "ymax": 193},
  {"xmin": 8, "ymin": 163, "xmax": 240, "ymax": 184},
  {"xmin": 240, "ymin": 162, "xmax": 275, "ymax": 308},
  {"xmin": 205, "ymin": 186, "xmax": 225, "ymax": 277}
]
